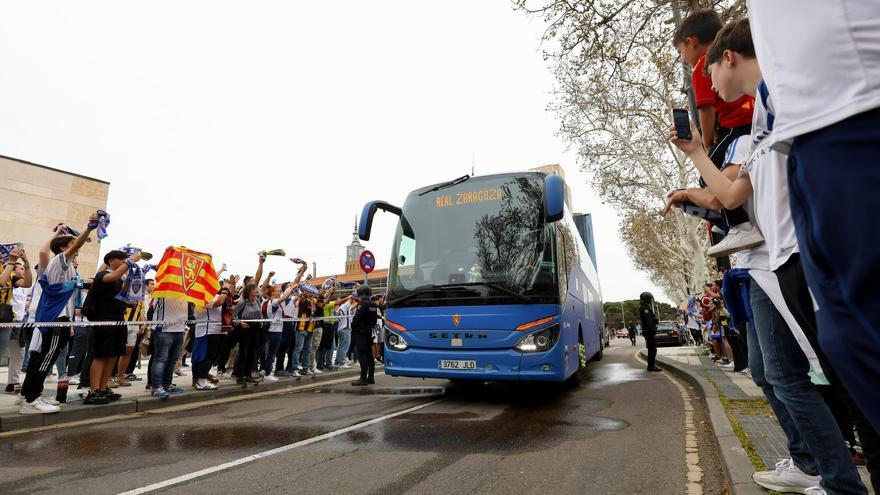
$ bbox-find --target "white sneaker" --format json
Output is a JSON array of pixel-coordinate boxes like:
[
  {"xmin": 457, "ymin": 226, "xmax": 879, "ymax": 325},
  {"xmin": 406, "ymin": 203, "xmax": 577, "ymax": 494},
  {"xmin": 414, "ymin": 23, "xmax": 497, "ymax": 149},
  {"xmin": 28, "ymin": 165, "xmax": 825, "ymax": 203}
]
[
  {"xmin": 804, "ymin": 487, "xmax": 826, "ymax": 495},
  {"xmin": 45, "ymin": 375, "xmax": 59, "ymax": 384},
  {"xmin": 711, "ymin": 225, "xmax": 725, "ymax": 235},
  {"xmin": 722, "ymin": 362, "xmax": 735, "ymax": 370},
  {"xmin": 752, "ymin": 458, "xmax": 821, "ymax": 494},
  {"xmin": 310, "ymin": 368, "xmax": 322, "ymax": 375},
  {"xmin": 38, "ymin": 397, "xmax": 61, "ymax": 406},
  {"xmin": 264, "ymin": 375, "xmax": 278, "ymax": 382},
  {"xmin": 339, "ymin": 363, "xmax": 352, "ymax": 369},
  {"xmin": 19, "ymin": 399, "xmax": 60, "ymax": 414},
  {"xmin": 68, "ymin": 374, "xmax": 80, "ymax": 385},
  {"xmin": 707, "ymin": 223, "xmax": 765, "ymax": 258},
  {"xmin": 291, "ymin": 370, "xmax": 302, "ymax": 377}
]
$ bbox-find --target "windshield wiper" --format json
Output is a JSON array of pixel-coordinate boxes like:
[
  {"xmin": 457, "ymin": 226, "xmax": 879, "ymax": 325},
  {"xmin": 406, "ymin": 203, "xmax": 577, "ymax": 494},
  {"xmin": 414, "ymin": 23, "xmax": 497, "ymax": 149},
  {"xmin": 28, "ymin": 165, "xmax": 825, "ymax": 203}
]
[
  {"xmin": 436, "ymin": 282, "xmax": 532, "ymax": 304},
  {"xmin": 417, "ymin": 175, "xmax": 470, "ymax": 196}
]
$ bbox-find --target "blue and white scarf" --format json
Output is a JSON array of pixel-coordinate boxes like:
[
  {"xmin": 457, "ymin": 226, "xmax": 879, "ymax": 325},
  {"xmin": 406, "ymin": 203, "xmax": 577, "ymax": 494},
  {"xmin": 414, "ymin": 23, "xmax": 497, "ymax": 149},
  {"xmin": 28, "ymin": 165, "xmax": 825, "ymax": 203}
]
[
  {"xmin": 35, "ymin": 272, "xmax": 77, "ymax": 334},
  {"xmin": 297, "ymin": 284, "xmax": 320, "ymax": 297},
  {"xmin": 88, "ymin": 210, "xmax": 111, "ymax": 241},
  {"xmin": 0, "ymin": 243, "xmax": 20, "ymax": 264},
  {"xmin": 116, "ymin": 259, "xmax": 145, "ymax": 305}
]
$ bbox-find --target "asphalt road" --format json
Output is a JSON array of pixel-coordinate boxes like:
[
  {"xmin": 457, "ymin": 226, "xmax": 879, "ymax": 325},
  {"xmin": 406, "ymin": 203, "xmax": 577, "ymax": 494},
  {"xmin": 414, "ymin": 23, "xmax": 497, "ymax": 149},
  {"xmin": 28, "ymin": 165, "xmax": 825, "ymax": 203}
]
[{"xmin": 0, "ymin": 340, "xmax": 725, "ymax": 494}]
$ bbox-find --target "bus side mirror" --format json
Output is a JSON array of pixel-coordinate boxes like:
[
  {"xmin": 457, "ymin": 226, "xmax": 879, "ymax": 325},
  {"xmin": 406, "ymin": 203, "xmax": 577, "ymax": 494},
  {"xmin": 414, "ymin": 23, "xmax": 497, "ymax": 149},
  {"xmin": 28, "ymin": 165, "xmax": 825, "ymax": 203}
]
[
  {"xmin": 544, "ymin": 174, "xmax": 565, "ymax": 223},
  {"xmin": 359, "ymin": 201, "xmax": 403, "ymax": 241}
]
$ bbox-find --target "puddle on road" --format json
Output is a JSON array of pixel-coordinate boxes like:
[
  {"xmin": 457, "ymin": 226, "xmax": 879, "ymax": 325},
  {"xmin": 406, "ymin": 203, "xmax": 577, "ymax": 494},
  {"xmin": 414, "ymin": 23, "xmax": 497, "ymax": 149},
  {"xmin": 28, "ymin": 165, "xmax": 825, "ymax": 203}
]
[
  {"xmin": 585, "ymin": 362, "xmax": 647, "ymax": 389},
  {"xmin": 1, "ymin": 424, "xmax": 329, "ymax": 461},
  {"xmin": 375, "ymin": 380, "xmax": 630, "ymax": 456}
]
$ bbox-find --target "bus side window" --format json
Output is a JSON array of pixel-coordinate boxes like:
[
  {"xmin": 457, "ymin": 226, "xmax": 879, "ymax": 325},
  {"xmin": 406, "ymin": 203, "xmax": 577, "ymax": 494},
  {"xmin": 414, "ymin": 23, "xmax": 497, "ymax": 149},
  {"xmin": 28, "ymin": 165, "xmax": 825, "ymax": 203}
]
[
  {"xmin": 555, "ymin": 223, "xmax": 570, "ymax": 304},
  {"xmin": 396, "ymin": 234, "xmax": 418, "ymax": 281},
  {"xmin": 398, "ymin": 235, "xmax": 415, "ymax": 267}
]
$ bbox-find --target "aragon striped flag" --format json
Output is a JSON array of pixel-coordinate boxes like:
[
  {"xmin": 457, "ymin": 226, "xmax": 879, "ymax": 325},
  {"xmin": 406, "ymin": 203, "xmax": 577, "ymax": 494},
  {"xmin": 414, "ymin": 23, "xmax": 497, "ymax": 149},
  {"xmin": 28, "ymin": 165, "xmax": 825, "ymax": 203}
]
[{"xmin": 152, "ymin": 246, "xmax": 220, "ymax": 307}]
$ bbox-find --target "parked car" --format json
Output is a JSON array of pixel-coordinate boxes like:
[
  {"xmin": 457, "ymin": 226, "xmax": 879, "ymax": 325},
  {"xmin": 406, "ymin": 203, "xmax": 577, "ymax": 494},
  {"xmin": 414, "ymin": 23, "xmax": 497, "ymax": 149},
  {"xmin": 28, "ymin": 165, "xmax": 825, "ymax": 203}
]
[
  {"xmin": 616, "ymin": 328, "xmax": 630, "ymax": 338},
  {"xmin": 654, "ymin": 321, "xmax": 685, "ymax": 346}
]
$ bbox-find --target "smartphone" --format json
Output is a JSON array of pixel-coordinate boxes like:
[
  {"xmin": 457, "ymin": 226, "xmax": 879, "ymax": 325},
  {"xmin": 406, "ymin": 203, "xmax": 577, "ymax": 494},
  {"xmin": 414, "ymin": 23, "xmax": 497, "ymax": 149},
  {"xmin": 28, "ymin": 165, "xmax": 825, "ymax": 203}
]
[{"xmin": 672, "ymin": 108, "xmax": 692, "ymax": 140}]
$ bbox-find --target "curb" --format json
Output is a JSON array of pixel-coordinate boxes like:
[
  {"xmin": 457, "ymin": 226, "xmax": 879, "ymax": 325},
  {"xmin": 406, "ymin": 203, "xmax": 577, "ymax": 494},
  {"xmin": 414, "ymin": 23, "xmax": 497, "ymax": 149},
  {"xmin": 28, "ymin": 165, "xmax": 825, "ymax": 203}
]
[
  {"xmin": 640, "ymin": 350, "xmax": 765, "ymax": 495},
  {"xmin": 0, "ymin": 367, "xmax": 366, "ymax": 435}
]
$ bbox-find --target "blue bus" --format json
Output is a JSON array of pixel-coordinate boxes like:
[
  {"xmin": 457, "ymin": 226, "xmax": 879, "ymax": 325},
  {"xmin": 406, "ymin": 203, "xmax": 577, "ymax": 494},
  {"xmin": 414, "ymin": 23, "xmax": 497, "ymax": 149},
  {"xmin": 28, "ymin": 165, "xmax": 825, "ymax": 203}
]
[{"xmin": 358, "ymin": 171, "xmax": 603, "ymax": 382}]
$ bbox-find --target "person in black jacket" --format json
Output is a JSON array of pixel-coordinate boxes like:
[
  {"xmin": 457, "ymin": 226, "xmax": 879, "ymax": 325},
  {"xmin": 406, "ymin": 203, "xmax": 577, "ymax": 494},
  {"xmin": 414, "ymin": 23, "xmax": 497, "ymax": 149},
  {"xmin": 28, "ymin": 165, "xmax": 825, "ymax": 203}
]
[
  {"xmin": 350, "ymin": 285, "xmax": 378, "ymax": 386},
  {"xmin": 639, "ymin": 292, "xmax": 662, "ymax": 372}
]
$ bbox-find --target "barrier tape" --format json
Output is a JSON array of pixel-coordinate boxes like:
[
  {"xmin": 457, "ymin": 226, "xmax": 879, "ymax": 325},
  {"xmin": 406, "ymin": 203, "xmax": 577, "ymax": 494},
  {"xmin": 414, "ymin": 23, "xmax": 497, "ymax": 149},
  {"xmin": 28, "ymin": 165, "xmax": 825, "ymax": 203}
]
[{"xmin": 0, "ymin": 315, "xmax": 353, "ymax": 329}]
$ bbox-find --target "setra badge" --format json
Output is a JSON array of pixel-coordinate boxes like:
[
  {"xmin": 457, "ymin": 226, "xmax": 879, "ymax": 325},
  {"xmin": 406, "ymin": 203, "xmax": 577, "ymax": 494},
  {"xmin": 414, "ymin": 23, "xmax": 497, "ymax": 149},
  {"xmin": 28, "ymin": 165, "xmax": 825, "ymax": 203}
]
[{"xmin": 452, "ymin": 314, "xmax": 461, "ymax": 327}]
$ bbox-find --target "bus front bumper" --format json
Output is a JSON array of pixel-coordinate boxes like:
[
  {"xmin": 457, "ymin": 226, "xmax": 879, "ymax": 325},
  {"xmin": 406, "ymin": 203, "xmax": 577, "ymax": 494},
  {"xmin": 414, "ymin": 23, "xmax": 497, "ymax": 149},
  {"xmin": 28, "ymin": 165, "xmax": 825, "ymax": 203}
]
[{"xmin": 382, "ymin": 346, "xmax": 571, "ymax": 382}]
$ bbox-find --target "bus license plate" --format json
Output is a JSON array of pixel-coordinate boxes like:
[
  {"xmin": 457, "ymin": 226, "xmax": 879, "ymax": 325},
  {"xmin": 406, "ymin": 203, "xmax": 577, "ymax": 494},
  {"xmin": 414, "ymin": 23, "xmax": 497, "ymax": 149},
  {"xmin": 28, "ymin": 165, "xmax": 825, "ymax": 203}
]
[{"xmin": 440, "ymin": 360, "xmax": 477, "ymax": 370}]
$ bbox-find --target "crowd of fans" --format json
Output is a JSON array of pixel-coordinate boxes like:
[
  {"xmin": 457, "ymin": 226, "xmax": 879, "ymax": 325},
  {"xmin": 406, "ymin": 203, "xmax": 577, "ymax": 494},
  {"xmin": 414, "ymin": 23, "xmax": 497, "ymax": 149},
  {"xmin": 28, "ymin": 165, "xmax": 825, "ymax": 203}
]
[
  {"xmin": 663, "ymin": 3, "xmax": 879, "ymax": 494},
  {"xmin": 0, "ymin": 220, "xmax": 388, "ymax": 415}
]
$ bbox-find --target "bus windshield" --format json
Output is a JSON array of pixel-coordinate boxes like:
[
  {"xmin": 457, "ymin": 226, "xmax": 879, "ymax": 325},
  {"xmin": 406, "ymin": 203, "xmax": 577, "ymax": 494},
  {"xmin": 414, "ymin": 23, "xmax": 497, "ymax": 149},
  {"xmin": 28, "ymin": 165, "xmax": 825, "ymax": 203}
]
[{"xmin": 388, "ymin": 174, "xmax": 558, "ymax": 307}]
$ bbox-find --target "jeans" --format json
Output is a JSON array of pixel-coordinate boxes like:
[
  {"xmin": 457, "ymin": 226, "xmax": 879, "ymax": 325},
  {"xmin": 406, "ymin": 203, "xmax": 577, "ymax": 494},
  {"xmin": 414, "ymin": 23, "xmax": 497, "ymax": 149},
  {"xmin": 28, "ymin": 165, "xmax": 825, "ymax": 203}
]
[
  {"xmin": 309, "ymin": 326, "xmax": 322, "ymax": 370},
  {"xmin": 0, "ymin": 328, "xmax": 11, "ymax": 370},
  {"xmin": 276, "ymin": 324, "xmax": 294, "ymax": 372},
  {"xmin": 746, "ymin": 288, "xmax": 817, "ymax": 475},
  {"xmin": 292, "ymin": 330, "xmax": 312, "ymax": 370},
  {"xmin": 66, "ymin": 326, "xmax": 89, "ymax": 377},
  {"xmin": 263, "ymin": 332, "xmax": 282, "ymax": 375},
  {"xmin": 150, "ymin": 331, "xmax": 184, "ymax": 390},
  {"xmin": 335, "ymin": 328, "xmax": 351, "ymax": 366},
  {"xmin": 52, "ymin": 340, "xmax": 68, "ymax": 377},
  {"xmin": 750, "ymin": 278, "xmax": 866, "ymax": 495}
]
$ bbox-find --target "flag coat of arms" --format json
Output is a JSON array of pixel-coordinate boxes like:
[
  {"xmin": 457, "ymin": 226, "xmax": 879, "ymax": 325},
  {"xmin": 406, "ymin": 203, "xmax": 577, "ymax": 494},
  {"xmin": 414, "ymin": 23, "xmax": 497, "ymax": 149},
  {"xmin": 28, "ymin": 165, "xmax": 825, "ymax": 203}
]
[{"xmin": 152, "ymin": 246, "xmax": 220, "ymax": 307}]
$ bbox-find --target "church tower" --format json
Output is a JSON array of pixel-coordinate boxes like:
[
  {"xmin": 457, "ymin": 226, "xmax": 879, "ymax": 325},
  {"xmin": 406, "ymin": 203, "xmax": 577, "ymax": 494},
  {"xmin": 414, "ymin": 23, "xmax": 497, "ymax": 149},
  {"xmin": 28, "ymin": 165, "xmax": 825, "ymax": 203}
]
[{"xmin": 345, "ymin": 216, "xmax": 365, "ymax": 274}]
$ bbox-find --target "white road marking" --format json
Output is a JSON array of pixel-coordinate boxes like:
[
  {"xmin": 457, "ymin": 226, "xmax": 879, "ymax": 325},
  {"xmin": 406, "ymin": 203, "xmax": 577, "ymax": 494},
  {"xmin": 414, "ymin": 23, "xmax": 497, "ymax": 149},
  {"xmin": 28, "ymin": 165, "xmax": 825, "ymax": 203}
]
[
  {"xmin": 116, "ymin": 399, "xmax": 443, "ymax": 495},
  {"xmin": 635, "ymin": 350, "xmax": 703, "ymax": 495}
]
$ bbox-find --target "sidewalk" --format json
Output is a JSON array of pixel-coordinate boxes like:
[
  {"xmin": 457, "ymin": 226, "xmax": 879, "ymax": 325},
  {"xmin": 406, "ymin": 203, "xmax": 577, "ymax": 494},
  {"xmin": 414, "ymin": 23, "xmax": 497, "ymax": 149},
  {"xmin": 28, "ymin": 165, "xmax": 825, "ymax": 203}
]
[
  {"xmin": 0, "ymin": 361, "xmax": 364, "ymax": 434},
  {"xmin": 654, "ymin": 344, "xmax": 874, "ymax": 494}
]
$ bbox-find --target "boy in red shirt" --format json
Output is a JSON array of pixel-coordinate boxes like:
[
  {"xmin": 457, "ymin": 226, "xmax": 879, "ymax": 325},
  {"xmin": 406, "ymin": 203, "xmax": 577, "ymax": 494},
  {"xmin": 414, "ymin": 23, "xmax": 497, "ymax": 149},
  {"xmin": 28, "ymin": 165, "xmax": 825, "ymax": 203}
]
[{"xmin": 673, "ymin": 9, "xmax": 763, "ymax": 258}]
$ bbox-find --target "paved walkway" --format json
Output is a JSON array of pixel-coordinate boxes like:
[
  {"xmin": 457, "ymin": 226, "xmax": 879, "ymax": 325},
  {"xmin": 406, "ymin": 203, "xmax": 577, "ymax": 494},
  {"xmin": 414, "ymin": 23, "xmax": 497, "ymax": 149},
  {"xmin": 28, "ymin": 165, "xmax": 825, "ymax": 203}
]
[{"xmin": 656, "ymin": 344, "xmax": 874, "ymax": 494}]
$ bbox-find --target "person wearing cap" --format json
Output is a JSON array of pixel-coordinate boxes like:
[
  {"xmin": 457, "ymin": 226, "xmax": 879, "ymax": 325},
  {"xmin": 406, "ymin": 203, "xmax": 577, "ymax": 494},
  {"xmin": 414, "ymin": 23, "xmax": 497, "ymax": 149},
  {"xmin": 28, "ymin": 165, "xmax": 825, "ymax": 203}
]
[
  {"xmin": 639, "ymin": 291, "xmax": 661, "ymax": 372},
  {"xmin": 19, "ymin": 213, "xmax": 96, "ymax": 414},
  {"xmin": 83, "ymin": 249, "xmax": 141, "ymax": 405},
  {"xmin": 351, "ymin": 284, "xmax": 379, "ymax": 386}
]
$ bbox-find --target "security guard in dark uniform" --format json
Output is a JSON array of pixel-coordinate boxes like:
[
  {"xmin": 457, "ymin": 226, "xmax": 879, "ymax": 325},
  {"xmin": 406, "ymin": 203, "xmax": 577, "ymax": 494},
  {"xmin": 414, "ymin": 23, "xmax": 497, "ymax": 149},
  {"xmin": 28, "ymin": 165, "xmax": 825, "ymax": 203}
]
[
  {"xmin": 639, "ymin": 291, "xmax": 662, "ymax": 372},
  {"xmin": 351, "ymin": 285, "xmax": 378, "ymax": 386}
]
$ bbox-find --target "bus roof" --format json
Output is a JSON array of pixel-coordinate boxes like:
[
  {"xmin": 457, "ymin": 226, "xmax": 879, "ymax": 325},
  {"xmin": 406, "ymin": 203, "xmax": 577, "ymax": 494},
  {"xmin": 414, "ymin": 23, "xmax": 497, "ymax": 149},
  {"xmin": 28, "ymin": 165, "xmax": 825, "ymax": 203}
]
[{"xmin": 408, "ymin": 171, "xmax": 547, "ymax": 199}]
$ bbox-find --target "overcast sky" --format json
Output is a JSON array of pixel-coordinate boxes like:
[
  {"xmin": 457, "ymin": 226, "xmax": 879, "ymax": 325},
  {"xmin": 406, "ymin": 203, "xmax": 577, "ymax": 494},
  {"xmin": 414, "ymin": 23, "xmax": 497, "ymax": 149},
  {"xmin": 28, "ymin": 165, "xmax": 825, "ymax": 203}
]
[{"xmin": 0, "ymin": 1, "xmax": 668, "ymax": 303}]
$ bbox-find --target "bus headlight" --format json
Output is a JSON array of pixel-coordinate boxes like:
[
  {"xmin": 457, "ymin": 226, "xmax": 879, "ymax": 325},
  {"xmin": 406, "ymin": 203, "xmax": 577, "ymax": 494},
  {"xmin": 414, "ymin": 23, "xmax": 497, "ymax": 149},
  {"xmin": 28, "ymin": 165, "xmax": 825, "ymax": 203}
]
[
  {"xmin": 515, "ymin": 325, "xmax": 559, "ymax": 353},
  {"xmin": 387, "ymin": 332, "xmax": 409, "ymax": 351}
]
